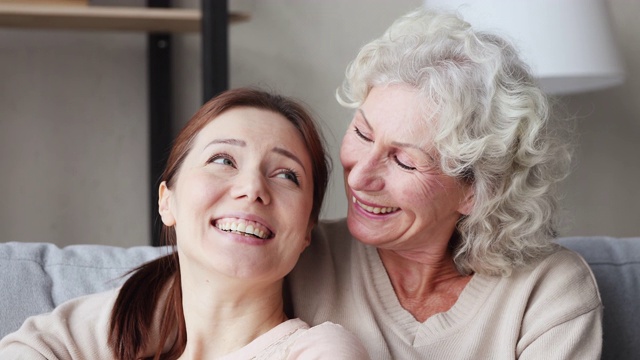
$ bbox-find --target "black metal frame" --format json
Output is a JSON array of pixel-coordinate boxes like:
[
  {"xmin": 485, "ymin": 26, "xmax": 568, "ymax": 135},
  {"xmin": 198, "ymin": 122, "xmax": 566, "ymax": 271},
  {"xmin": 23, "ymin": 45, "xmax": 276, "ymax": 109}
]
[{"xmin": 148, "ymin": 0, "xmax": 229, "ymax": 246}]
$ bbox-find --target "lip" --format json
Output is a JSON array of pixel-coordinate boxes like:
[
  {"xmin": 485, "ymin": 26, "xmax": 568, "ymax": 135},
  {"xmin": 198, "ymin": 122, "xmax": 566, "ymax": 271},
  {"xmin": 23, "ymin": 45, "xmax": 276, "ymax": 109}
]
[
  {"xmin": 350, "ymin": 192, "xmax": 400, "ymax": 218},
  {"xmin": 211, "ymin": 212, "xmax": 275, "ymax": 244}
]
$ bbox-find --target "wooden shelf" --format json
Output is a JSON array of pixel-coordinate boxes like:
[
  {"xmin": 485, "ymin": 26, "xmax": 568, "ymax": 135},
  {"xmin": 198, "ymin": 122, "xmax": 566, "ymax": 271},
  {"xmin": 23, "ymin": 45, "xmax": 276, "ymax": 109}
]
[{"xmin": 0, "ymin": 4, "xmax": 249, "ymax": 32}]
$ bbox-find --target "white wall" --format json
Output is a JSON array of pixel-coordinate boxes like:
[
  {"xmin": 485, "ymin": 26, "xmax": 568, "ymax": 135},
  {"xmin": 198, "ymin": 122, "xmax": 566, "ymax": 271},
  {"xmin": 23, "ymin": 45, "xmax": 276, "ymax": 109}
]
[
  {"xmin": 0, "ymin": 30, "xmax": 150, "ymax": 247},
  {"xmin": 0, "ymin": 0, "xmax": 637, "ymax": 247},
  {"xmin": 559, "ymin": 0, "xmax": 640, "ymax": 237}
]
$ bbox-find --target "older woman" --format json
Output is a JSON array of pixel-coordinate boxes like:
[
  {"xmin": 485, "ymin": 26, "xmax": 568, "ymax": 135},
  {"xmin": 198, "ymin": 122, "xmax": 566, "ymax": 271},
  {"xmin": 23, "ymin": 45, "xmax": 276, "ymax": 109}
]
[{"xmin": 289, "ymin": 8, "xmax": 602, "ymax": 359}]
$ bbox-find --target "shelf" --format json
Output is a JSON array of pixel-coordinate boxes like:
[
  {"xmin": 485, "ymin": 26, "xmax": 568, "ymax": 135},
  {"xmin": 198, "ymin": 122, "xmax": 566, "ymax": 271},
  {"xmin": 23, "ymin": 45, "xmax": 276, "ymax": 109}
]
[
  {"xmin": 0, "ymin": 1, "xmax": 239, "ymax": 245},
  {"xmin": 0, "ymin": 4, "xmax": 249, "ymax": 32}
]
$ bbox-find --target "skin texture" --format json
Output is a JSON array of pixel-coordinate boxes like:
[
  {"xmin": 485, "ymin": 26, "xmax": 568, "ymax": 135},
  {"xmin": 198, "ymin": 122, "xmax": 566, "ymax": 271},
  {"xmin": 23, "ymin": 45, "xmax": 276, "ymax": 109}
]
[
  {"xmin": 340, "ymin": 85, "xmax": 474, "ymax": 321},
  {"xmin": 158, "ymin": 107, "xmax": 315, "ymax": 358}
]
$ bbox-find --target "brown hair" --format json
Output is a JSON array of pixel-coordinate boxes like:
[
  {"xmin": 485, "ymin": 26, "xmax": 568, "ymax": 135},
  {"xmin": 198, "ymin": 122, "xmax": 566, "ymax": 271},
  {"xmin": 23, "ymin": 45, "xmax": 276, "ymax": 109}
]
[{"xmin": 109, "ymin": 88, "xmax": 331, "ymax": 360}]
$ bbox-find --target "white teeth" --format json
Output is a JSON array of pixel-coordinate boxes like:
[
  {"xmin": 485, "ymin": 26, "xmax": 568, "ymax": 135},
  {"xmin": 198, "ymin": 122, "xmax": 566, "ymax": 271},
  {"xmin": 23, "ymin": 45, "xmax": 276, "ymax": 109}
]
[
  {"xmin": 214, "ymin": 219, "xmax": 271, "ymax": 239},
  {"xmin": 352, "ymin": 196, "xmax": 398, "ymax": 215}
]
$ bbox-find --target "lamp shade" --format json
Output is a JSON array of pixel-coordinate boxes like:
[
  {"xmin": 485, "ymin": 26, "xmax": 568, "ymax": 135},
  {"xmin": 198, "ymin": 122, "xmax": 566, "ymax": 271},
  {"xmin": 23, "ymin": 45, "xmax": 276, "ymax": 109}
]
[{"xmin": 424, "ymin": 0, "xmax": 625, "ymax": 94}]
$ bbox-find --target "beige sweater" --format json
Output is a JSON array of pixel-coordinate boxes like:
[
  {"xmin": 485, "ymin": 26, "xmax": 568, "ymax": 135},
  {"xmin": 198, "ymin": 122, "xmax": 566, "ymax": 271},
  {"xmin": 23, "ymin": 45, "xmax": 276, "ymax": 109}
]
[
  {"xmin": 288, "ymin": 219, "xmax": 603, "ymax": 359},
  {"xmin": 0, "ymin": 280, "xmax": 369, "ymax": 359},
  {"xmin": 0, "ymin": 219, "xmax": 602, "ymax": 359}
]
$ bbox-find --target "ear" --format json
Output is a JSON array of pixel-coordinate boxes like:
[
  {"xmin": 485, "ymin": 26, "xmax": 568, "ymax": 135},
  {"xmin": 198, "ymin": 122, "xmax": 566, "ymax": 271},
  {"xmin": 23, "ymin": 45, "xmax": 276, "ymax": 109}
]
[
  {"xmin": 458, "ymin": 185, "xmax": 475, "ymax": 216},
  {"xmin": 158, "ymin": 181, "xmax": 176, "ymax": 226},
  {"xmin": 301, "ymin": 222, "xmax": 314, "ymax": 250}
]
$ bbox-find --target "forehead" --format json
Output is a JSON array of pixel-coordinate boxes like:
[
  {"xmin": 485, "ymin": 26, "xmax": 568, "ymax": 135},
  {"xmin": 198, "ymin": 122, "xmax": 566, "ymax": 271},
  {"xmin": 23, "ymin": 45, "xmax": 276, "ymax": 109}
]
[
  {"xmin": 360, "ymin": 85, "xmax": 435, "ymax": 147},
  {"xmin": 191, "ymin": 107, "xmax": 310, "ymax": 156}
]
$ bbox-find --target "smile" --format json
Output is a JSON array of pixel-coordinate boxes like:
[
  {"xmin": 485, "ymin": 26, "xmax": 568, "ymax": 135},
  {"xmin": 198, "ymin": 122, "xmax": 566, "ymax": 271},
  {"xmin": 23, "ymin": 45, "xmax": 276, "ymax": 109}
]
[
  {"xmin": 352, "ymin": 196, "xmax": 399, "ymax": 214},
  {"xmin": 213, "ymin": 218, "xmax": 273, "ymax": 240}
]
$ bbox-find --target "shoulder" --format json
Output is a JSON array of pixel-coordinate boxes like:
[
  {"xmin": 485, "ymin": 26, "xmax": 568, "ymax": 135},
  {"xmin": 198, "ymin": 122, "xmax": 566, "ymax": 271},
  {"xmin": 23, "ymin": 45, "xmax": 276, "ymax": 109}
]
[
  {"xmin": 529, "ymin": 246, "xmax": 600, "ymax": 299},
  {"xmin": 512, "ymin": 246, "xmax": 602, "ymax": 333},
  {"xmin": 288, "ymin": 219, "xmax": 360, "ymax": 325},
  {"xmin": 288, "ymin": 322, "xmax": 370, "ymax": 359},
  {"xmin": 0, "ymin": 289, "xmax": 118, "ymax": 359},
  {"xmin": 293, "ymin": 218, "xmax": 354, "ymax": 276},
  {"xmin": 311, "ymin": 218, "xmax": 352, "ymax": 247},
  {"xmin": 515, "ymin": 246, "xmax": 601, "ymax": 304}
]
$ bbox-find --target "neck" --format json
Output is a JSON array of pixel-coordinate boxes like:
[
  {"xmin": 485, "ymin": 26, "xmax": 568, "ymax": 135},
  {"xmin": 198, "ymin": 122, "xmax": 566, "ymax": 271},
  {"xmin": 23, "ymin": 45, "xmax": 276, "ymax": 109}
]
[
  {"xmin": 378, "ymin": 247, "xmax": 471, "ymax": 322},
  {"xmin": 177, "ymin": 267, "xmax": 287, "ymax": 359}
]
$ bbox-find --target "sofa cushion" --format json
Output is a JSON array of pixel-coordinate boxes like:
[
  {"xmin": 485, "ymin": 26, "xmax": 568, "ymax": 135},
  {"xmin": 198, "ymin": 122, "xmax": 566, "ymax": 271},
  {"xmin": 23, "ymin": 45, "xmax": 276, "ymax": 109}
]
[
  {"xmin": 1, "ymin": 237, "xmax": 638, "ymax": 360},
  {"xmin": 557, "ymin": 236, "xmax": 640, "ymax": 360},
  {"xmin": 0, "ymin": 242, "xmax": 167, "ymax": 337}
]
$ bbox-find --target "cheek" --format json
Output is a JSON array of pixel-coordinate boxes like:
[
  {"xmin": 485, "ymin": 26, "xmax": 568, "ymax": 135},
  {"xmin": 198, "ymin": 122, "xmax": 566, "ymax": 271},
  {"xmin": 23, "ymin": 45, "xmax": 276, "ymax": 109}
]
[
  {"xmin": 408, "ymin": 176, "xmax": 461, "ymax": 210},
  {"xmin": 278, "ymin": 189, "xmax": 314, "ymax": 234},
  {"xmin": 179, "ymin": 175, "xmax": 225, "ymax": 214}
]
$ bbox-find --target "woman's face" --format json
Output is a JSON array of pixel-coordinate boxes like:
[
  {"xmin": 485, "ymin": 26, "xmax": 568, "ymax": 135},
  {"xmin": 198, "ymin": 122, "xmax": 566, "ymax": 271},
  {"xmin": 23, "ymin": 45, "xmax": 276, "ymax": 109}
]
[
  {"xmin": 159, "ymin": 107, "xmax": 314, "ymax": 283},
  {"xmin": 340, "ymin": 85, "xmax": 473, "ymax": 254}
]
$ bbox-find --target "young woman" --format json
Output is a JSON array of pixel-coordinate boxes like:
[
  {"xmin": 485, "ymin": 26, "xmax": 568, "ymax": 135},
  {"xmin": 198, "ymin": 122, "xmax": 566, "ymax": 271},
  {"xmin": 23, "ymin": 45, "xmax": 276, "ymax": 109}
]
[{"xmin": 0, "ymin": 88, "xmax": 369, "ymax": 359}]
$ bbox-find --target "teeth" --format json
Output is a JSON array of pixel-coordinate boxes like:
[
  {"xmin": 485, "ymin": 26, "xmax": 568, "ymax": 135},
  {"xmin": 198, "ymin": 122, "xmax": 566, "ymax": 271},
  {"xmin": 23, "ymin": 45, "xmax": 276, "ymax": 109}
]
[
  {"xmin": 214, "ymin": 218, "xmax": 271, "ymax": 239},
  {"xmin": 352, "ymin": 196, "xmax": 398, "ymax": 215}
]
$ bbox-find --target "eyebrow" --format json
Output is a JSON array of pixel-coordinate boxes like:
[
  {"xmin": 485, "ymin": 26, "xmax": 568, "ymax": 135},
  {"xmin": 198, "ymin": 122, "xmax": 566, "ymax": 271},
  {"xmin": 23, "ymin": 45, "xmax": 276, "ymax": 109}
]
[
  {"xmin": 357, "ymin": 109, "xmax": 434, "ymax": 160},
  {"xmin": 273, "ymin": 147, "xmax": 307, "ymax": 174},
  {"xmin": 205, "ymin": 138, "xmax": 308, "ymax": 174},
  {"xmin": 357, "ymin": 109, "xmax": 372, "ymax": 129},
  {"xmin": 205, "ymin": 138, "xmax": 246, "ymax": 148}
]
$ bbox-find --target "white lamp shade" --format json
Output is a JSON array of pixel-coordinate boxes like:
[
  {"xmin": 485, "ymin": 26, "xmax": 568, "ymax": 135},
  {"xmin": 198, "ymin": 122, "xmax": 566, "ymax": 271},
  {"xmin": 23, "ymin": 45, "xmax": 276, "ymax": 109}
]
[{"xmin": 424, "ymin": 0, "xmax": 625, "ymax": 94}]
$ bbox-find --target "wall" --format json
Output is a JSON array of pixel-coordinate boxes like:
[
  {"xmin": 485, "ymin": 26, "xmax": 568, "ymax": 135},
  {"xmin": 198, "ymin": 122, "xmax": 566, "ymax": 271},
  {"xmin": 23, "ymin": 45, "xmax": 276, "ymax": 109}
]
[
  {"xmin": 0, "ymin": 17, "xmax": 149, "ymax": 247},
  {"xmin": 559, "ymin": 0, "xmax": 640, "ymax": 237},
  {"xmin": 0, "ymin": 0, "xmax": 637, "ymax": 247}
]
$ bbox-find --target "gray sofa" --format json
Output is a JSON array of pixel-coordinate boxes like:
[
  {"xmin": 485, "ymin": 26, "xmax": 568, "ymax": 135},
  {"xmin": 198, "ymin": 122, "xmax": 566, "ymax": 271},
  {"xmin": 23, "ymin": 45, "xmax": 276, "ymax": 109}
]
[{"xmin": 1, "ymin": 237, "xmax": 638, "ymax": 359}]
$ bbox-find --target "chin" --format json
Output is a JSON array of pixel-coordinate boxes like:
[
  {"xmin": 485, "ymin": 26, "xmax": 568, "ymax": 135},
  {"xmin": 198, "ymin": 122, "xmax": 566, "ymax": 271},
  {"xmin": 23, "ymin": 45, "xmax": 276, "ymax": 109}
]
[{"xmin": 346, "ymin": 215, "xmax": 377, "ymax": 245}]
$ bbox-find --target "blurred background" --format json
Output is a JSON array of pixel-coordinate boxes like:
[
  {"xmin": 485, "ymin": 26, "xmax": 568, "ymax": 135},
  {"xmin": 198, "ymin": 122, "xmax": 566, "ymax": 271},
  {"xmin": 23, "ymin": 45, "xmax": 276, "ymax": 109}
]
[{"xmin": 1, "ymin": 0, "xmax": 638, "ymax": 247}]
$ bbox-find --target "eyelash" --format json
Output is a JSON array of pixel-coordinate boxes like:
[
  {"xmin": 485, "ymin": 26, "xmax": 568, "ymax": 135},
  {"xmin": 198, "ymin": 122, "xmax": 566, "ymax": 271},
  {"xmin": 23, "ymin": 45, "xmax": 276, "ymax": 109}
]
[
  {"xmin": 354, "ymin": 127, "xmax": 372, "ymax": 142},
  {"xmin": 277, "ymin": 168, "xmax": 301, "ymax": 186},
  {"xmin": 394, "ymin": 156, "xmax": 416, "ymax": 171},
  {"xmin": 207, "ymin": 153, "xmax": 300, "ymax": 185},
  {"xmin": 354, "ymin": 127, "xmax": 416, "ymax": 171},
  {"xmin": 207, "ymin": 153, "xmax": 235, "ymax": 167}
]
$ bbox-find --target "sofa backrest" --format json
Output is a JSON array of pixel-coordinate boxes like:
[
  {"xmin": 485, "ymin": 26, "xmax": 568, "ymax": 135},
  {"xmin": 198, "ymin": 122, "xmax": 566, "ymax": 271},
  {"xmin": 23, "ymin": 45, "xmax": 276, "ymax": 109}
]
[
  {"xmin": 1, "ymin": 237, "xmax": 639, "ymax": 359},
  {"xmin": 0, "ymin": 242, "xmax": 167, "ymax": 337},
  {"xmin": 557, "ymin": 237, "xmax": 640, "ymax": 360}
]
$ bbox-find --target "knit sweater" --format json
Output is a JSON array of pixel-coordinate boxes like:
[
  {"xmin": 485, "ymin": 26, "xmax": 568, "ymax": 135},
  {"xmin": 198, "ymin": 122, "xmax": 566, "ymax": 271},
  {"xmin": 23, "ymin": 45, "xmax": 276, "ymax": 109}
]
[
  {"xmin": 288, "ymin": 219, "xmax": 603, "ymax": 359},
  {"xmin": 0, "ymin": 288, "xmax": 369, "ymax": 359}
]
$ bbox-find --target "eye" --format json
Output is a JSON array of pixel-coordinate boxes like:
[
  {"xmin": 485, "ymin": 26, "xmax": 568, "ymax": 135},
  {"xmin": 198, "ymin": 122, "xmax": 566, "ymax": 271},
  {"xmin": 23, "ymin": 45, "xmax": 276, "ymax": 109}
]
[
  {"xmin": 207, "ymin": 154, "xmax": 236, "ymax": 168},
  {"xmin": 354, "ymin": 127, "xmax": 373, "ymax": 142},
  {"xmin": 394, "ymin": 155, "xmax": 416, "ymax": 171},
  {"xmin": 275, "ymin": 169, "xmax": 300, "ymax": 186}
]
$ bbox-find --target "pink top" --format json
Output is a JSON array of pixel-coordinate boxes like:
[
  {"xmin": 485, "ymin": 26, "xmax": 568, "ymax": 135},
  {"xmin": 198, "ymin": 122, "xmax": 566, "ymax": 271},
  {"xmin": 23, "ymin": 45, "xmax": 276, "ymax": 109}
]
[
  {"xmin": 221, "ymin": 318, "xmax": 369, "ymax": 359},
  {"xmin": 0, "ymin": 289, "xmax": 370, "ymax": 359}
]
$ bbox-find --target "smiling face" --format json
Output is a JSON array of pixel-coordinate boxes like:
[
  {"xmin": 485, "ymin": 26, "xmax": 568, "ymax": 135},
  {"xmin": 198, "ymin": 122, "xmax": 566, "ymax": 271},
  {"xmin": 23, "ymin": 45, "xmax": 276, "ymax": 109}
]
[
  {"xmin": 340, "ymin": 85, "xmax": 473, "ymax": 254},
  {"xmin": 158, "ymin": 107, "xmax": 314, "ymax": 283}
]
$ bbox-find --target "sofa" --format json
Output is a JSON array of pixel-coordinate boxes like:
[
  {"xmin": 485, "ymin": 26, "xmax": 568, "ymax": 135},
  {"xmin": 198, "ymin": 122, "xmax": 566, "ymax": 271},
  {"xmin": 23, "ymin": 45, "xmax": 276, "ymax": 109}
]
[{"xmin": 1, "ymin": 237, "xmax": 638, "ymax": 359}]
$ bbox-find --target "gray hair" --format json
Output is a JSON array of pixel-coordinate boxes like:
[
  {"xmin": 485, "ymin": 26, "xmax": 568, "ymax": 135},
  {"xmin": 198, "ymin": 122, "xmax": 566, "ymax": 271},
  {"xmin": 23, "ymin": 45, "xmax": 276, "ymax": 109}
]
[{"xmin": 337, "ymin": 8, "xmax": 572, "ymax": 276}]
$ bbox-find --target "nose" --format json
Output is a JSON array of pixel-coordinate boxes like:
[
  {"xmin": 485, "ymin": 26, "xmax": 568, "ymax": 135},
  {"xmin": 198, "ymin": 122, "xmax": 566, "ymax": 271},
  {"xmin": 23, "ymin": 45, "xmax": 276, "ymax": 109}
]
[
  {"xmin": 346, "ymin": 149, "xmax": 385, "ymax": 192},
  {"xmin": 230, "ymin": 170, "xmax": 271, "ymax": 205}
]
